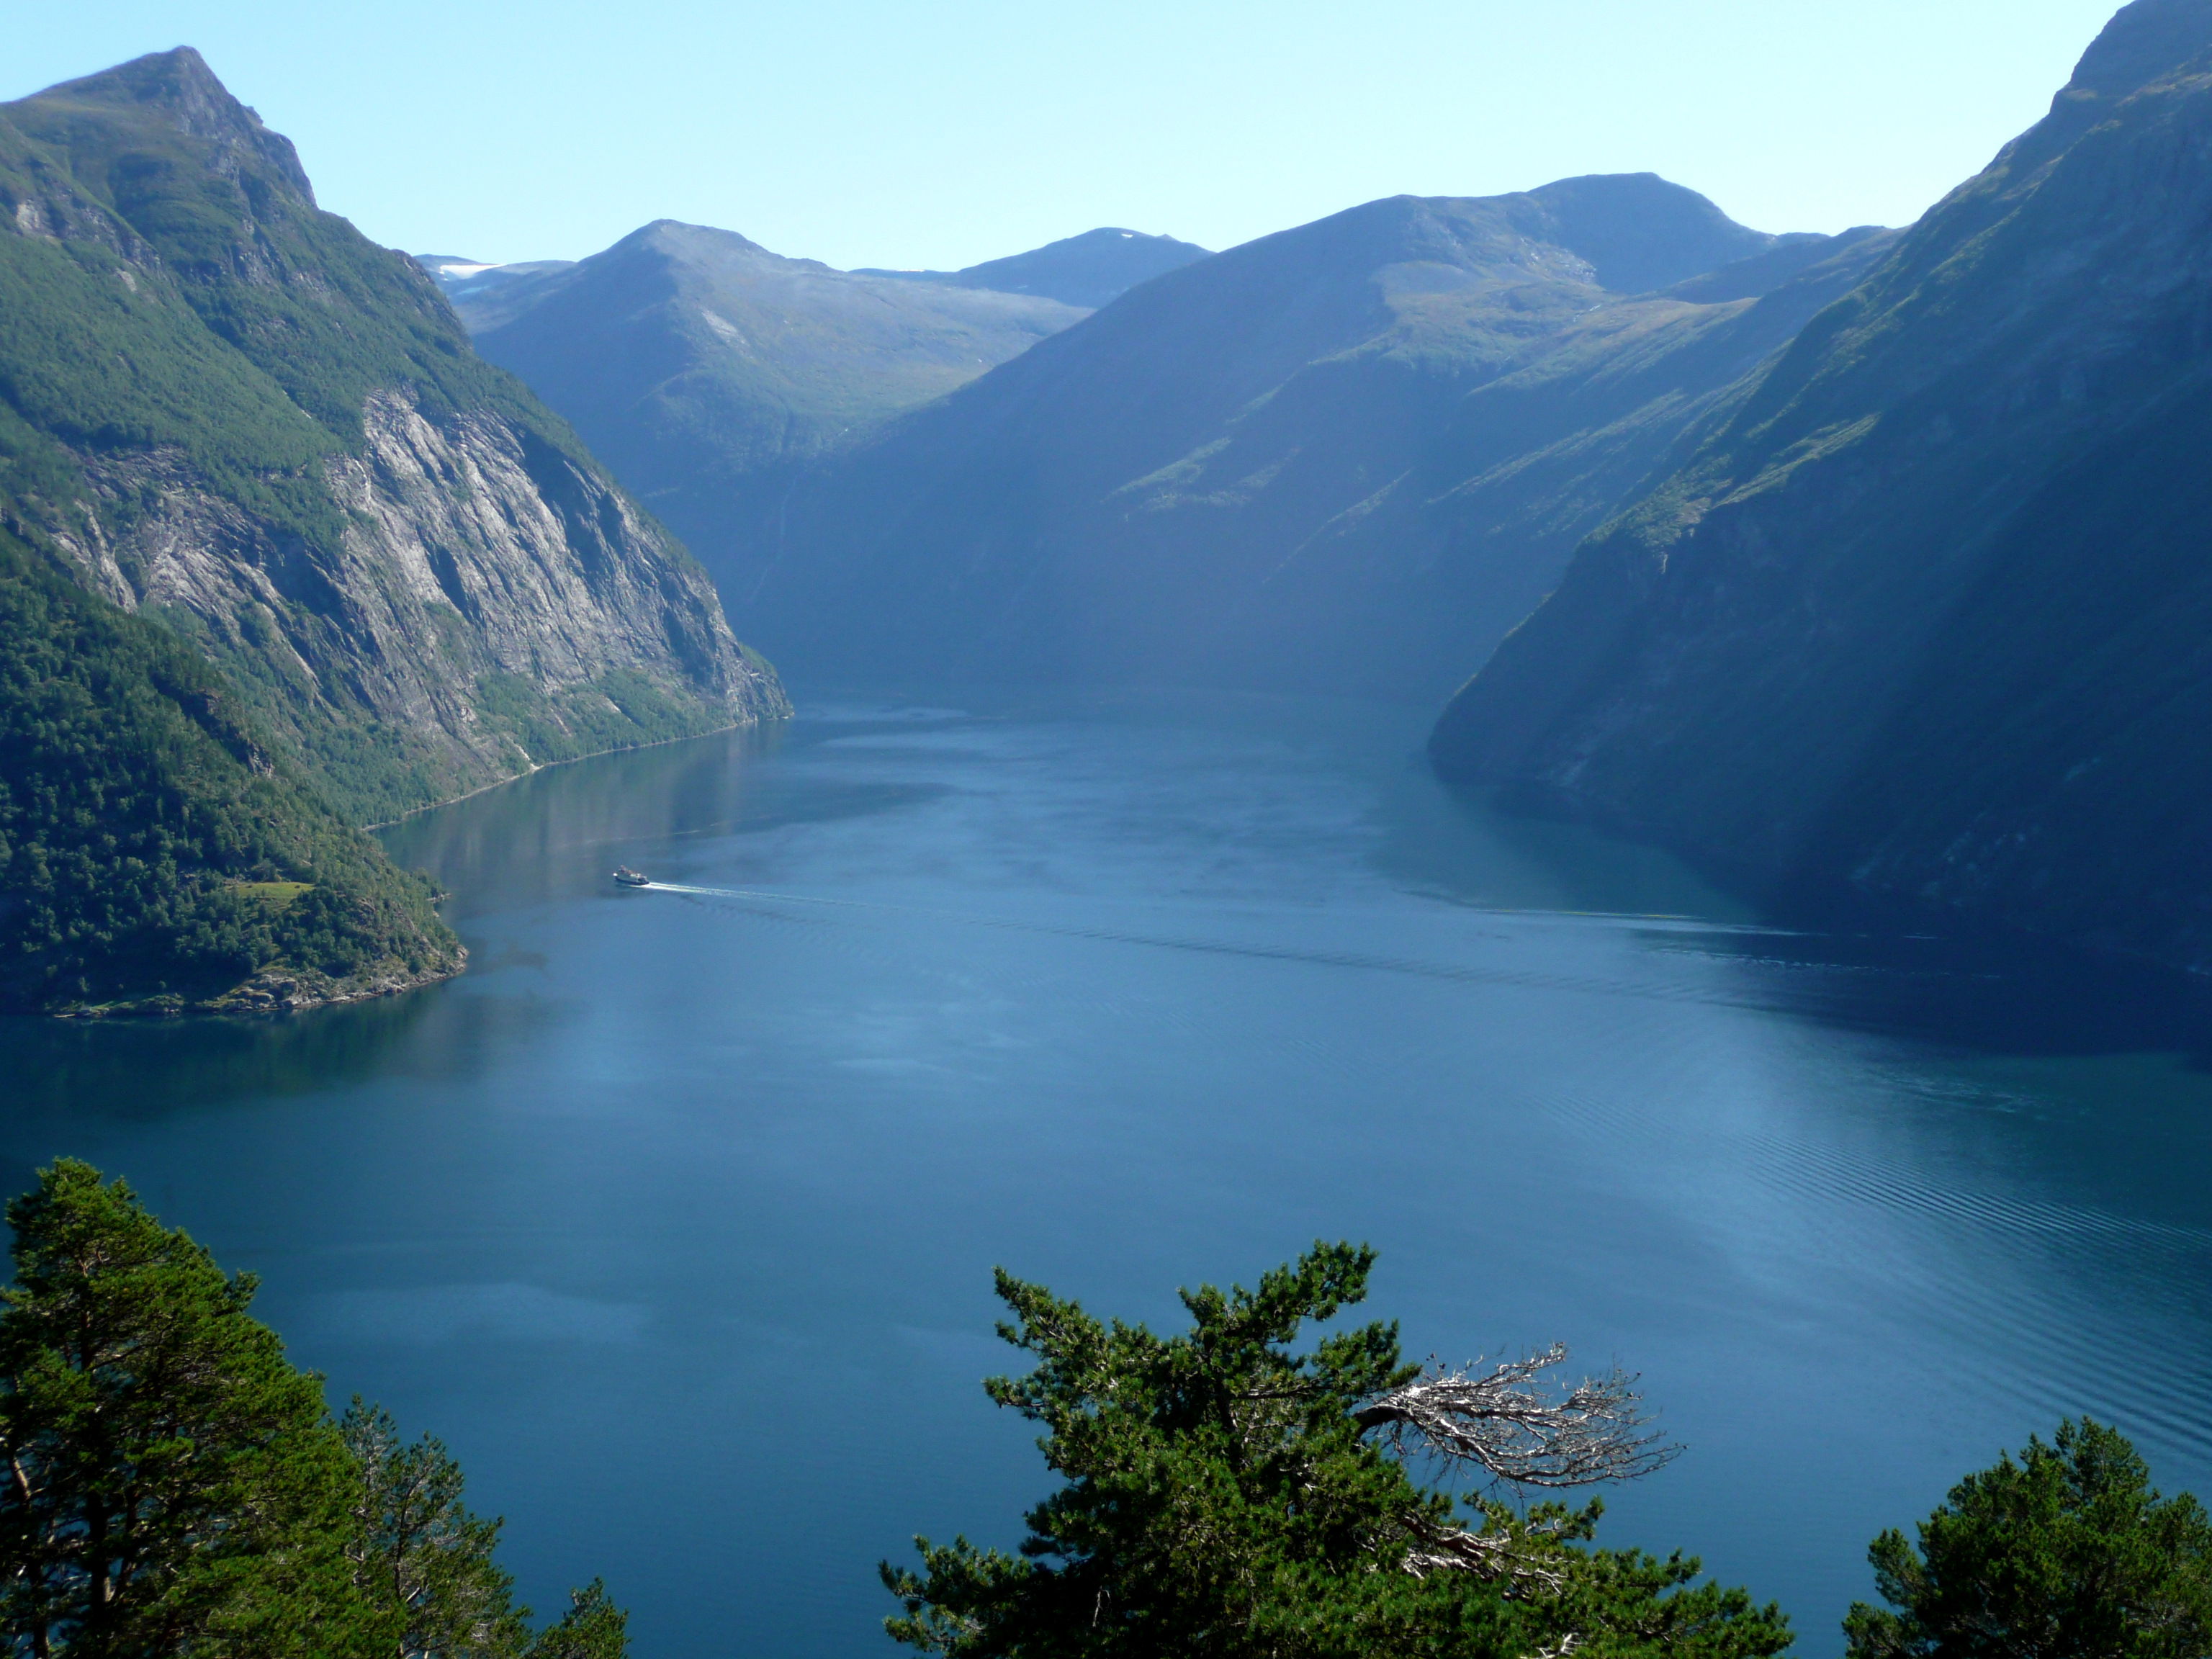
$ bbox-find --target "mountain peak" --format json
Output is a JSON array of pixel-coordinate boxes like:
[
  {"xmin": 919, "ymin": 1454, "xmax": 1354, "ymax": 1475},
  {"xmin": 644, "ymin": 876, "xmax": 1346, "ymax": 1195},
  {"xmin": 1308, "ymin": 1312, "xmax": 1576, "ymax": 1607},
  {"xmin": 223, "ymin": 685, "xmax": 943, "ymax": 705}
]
[
  {"xmin": 628, "ymin": 219, "xmax": 773, "ymax": 259},
  {"xmin": 2064, "ymin": 0, "xmax": 2212, "ymax": 99},
  {"xmin": 24, "ymin": 47, "xmax": 314, "ymax": 201},
  {"xmin": 1519, "ymin": 173, "xmax": 1772, "ymax": 293},
  {"xmin": 855, "ymin": 228, "xmax": 1210, "ymax": 308}
]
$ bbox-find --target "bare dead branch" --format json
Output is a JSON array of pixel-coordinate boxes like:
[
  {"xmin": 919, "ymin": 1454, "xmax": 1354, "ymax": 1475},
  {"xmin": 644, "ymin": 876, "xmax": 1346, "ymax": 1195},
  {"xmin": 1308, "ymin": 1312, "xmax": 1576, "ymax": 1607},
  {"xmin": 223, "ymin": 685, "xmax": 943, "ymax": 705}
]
[
  {"xmin": 1398, "ymin": 1512, "xmax": 1569, "ymax": 1596},
  {"xmin": 1355, "ymin": 1345, "xmax": 1678, "ymax": 1488}
]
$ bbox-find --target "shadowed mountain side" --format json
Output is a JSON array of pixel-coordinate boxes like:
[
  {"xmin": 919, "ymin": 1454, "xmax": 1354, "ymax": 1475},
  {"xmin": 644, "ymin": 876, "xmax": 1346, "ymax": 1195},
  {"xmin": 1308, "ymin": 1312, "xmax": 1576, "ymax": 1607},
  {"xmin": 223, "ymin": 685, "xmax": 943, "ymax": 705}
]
[
  {"xmin": 453, "ymin": 220, "xmax": 1086, "ymax": 608},
  {"xmin": 855, "ymin": 226, "xmax": 1212, "ymax": 308},
  {"xmin": 1430, "ymin": 0, "xmax": 2212, "ymax": 971},
  {"xmin": 738, "ymin": 179, "xmax": 1889, "ymax": 703}
]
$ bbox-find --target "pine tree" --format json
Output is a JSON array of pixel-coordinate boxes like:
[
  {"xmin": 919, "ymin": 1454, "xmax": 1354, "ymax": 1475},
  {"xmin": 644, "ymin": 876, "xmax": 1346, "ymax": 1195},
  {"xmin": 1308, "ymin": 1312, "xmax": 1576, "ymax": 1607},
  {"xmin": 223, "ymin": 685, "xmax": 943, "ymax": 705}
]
[
  {"xmin": 0, "ymin": 1160, "xmax": 376, "ymax": 1658},
  {"xmin": 883, "ymin": 1242, "xmax": 1791, "ymax": 1659},
  {"xmin": 1845, "ymin": 1418, "xmax": 2212, "ymax": 1659},
  {"xmin": 527, "ymin": 1581, "xmax": 629, "ymax": 1659},
  {"xmin": 342, "ymin": 1401, "xmax": 531, "ymax": 1659}
]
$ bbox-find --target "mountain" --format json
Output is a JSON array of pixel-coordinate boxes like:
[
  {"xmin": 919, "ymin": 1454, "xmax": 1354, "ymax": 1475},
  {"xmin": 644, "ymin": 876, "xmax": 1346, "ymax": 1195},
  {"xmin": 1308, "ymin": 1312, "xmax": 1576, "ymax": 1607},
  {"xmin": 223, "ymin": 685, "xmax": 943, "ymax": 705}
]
[
  {"xmin": 734, "ymin": 175, "xmax": 1892, "ymax": 701},
  {"xmin": 444, "ymin": 220, "xmax": 1087, "ymax": 606},
  {"xmin": 416, "ymin": 251, "xmax": 575, "ymax": 313},
  {"xmin": 1429, "ymin": 0, "xmax": 2212, "ymax": 970},
  {"xmin": 0, "ymin": 50, "xmax": 783, "ymax": 831},
  {"xmin": 854, "ymin": 226, "xmax": 1212, "ymax": 307},
  {"xmin": 0, "ymin": 48, "xmax": 784, "ymax": 1008}
]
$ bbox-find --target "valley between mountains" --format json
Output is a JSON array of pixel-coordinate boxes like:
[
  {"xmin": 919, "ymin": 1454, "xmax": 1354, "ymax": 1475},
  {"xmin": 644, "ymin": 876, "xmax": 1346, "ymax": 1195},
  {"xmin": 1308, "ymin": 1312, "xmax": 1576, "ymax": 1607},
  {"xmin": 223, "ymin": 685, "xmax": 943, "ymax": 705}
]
[
  {"xmin": 9, "ymin": 0, "xmax": 2212, "ymax": 1015},
  {"xmin": 15, "ymin": 8, "xmax": 2212, "ymax": 1658},
  {"xmin": 424, "ymin": 0, "xmax": 2212, "ymax": 978}
]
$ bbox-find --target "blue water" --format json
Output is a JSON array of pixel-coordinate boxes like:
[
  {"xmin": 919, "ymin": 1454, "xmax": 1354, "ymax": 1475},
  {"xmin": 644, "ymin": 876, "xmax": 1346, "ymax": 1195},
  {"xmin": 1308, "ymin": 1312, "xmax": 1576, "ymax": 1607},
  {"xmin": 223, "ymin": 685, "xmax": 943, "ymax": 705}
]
[{"xmin": 5, "ymin": 689, "xmax": 2211, "ymax": 1655}]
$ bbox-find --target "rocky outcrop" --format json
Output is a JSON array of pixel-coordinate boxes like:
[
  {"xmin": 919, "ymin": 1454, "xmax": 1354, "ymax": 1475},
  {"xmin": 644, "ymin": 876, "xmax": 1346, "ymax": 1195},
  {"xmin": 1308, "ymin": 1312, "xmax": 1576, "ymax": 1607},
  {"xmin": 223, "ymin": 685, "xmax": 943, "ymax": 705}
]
[
  {"xmin": 53, "ymin": 388, "xmax": 779, "ymax": 817},
  {"xmin": 0, "ymin": 49, "xmax": 785, "ymax": 826}
]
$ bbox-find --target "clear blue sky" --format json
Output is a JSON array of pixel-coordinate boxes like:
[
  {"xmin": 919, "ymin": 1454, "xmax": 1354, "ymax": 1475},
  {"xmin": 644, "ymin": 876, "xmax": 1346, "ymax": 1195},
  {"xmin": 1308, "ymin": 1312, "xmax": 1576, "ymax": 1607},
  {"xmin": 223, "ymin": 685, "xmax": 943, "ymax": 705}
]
[{"xmin": 12, "ymin": 0, "xmax": 2126, "ymax": 270}]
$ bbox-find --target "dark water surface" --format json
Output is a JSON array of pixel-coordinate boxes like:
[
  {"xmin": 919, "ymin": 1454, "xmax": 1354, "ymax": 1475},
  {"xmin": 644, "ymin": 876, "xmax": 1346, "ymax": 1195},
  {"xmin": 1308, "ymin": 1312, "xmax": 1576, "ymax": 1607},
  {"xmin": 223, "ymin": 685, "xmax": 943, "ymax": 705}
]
[{"xmin": 6, "ymin": 691, "xmax": 2212, "ymax": 1654}]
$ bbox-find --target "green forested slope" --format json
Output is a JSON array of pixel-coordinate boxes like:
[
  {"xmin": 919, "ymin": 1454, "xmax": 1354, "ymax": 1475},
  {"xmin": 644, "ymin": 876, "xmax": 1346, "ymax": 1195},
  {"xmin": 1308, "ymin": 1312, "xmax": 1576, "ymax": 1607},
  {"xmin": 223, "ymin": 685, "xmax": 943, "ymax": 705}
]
[
  {"xmin": 0, "ymin": 46, "xmax": 791, "ymax": 1010},
  {"xmin": 1430, "ymin": 0, "xmax": 2212, "ymax": 968},
  {"xmin": 0, "ymin": 528, "xmax": 457, "ymax": 1015},
  {"xmin": 0, "ymin": 49, "xmax": 781, "ymax": 829}
]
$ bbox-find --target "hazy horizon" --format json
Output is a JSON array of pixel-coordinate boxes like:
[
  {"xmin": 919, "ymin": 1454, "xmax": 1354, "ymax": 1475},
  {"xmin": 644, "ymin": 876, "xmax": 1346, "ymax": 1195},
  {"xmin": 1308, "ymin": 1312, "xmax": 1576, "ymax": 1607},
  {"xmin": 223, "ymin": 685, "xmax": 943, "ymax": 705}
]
[{"xmin": 14, "ymin": 0, "xmax": 2123, "ymax": 271}]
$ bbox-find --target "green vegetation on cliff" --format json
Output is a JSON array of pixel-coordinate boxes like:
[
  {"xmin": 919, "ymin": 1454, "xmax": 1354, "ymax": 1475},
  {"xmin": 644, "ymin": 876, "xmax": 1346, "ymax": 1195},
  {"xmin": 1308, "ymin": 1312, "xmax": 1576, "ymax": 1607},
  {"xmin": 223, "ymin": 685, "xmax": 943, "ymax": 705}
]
[
  {"xmin": 885, "ymin": 1243, "xmax": 1794, "ymax": 1659},
  {"xmin": 1429, "ymin": 0, "xmax": 2212, "ymax": 971},
  {"xmin": 888, "ymin": 1245, "xmax": 2212, "ymax": 1659},
  {"xmin": 1845, "ymin": 1419, "xmax": 2212, "ymax": 1659},
  {"xmin": 0, "ymin": 48, "xmax": 781, "ymax": 831},
  {"xmin": 0, "ymin": 46, "xmax": 788, "ymax": 1006},
  {"xmin": 0, "ymin": 526, "xmax": 457, "ymax": 1015},
  {"xmin": 7, "ymin": 1160, "xmax": 2206, "ymax": 1656}
]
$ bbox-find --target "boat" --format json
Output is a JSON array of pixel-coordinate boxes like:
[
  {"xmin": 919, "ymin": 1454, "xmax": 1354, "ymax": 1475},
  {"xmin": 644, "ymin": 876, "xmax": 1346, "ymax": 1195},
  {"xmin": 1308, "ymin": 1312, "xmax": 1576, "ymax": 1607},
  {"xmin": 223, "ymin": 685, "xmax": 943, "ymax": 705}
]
[{"xmin": 612, "ymin": 867, "xmax": 650, "ymax": 887}]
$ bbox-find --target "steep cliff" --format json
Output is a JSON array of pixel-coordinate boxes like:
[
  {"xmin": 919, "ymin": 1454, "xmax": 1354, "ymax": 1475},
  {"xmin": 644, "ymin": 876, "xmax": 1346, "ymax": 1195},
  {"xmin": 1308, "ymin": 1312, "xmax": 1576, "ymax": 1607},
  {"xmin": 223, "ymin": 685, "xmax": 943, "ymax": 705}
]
[
  {"xmin": 1430, "ymin": 0, "xmax": 2212, "ymax": 968},
  {"xmin": 0, "ymin": 524, "xmax": 462, "ymax": 1015},
  {"xmin": 734, "ymin": 176, "xmax": 1889, "ymax": 702},
  {"xmin": 0, "ymin": 50, "xmax": 785, "ymax": 827}
]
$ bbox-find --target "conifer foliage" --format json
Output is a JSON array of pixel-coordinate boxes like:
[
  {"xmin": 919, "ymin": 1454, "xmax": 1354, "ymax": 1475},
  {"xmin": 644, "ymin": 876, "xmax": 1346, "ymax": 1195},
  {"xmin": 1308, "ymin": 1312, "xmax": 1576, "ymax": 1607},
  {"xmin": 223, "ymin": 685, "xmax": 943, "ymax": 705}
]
[
  {"xmin": 1845, "ymin": 1417, "xmax": 2212, "ymax": 1659},
  {"xmin": 0, "ymin": 1162, "xmax": 625, "ymax": 1658},
  {"xmin": 0, "ymin": 1160, "xmax": 368, "ymax": 1655},
  {"xmin": 884, "ymin": 1242, "xmax": 1793, "ymax": 1659}
]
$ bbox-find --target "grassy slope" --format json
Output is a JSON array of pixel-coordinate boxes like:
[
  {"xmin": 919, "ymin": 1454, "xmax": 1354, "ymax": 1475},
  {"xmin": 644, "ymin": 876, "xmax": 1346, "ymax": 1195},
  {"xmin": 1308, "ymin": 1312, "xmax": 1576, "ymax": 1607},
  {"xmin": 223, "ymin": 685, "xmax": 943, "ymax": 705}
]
[{"xmin": 0, "ymin": 525, "xmax": 458, "ymax": 1014}]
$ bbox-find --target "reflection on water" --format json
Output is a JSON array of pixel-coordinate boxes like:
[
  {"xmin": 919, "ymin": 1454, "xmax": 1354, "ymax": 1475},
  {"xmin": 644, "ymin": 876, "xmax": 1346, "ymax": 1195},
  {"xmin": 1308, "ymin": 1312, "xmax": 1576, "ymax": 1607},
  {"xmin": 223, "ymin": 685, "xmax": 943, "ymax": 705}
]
[
  {"xmin": 0, "ymin": 988, "xmax": 448, "ymax": 1117},
  {"xmin": 1658, "ymin": 917, "xmax": 2212, "ymax": 1058},
  {"xmin": 3, "ymin": 688, "xmax": 2211, "ymax": 1658}
]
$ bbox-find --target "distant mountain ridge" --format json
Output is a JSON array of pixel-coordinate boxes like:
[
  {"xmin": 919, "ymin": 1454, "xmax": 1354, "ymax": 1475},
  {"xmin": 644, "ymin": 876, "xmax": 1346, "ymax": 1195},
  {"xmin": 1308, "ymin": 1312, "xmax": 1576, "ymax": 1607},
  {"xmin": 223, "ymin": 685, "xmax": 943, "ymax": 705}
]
[
  {"xmin": 1429, "ymin": 0, "xmax": 2212, "ymax": 970},
  {"xmin": 439, "ymin": 220, "xmax": 1088, "ymax": 611},
  {"xmin": 415, "ymin": 251, "xmax": 575, "ymax": 311},
  {"xmin": 855, "ymin": 226, "xmax": 1211, "ymax": 308},
  {"xmin": 732, "ymin": 175, "xmax": 1891, "ymax": 702}
]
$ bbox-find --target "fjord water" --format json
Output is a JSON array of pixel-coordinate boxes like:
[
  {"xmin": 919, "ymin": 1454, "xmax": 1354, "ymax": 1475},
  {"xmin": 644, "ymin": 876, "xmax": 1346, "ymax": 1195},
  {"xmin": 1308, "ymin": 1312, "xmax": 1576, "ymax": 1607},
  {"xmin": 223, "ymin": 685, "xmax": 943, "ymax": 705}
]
[{"xmin": 6, "ymin": 691, "xmax": 2212, "ymax": 1653}]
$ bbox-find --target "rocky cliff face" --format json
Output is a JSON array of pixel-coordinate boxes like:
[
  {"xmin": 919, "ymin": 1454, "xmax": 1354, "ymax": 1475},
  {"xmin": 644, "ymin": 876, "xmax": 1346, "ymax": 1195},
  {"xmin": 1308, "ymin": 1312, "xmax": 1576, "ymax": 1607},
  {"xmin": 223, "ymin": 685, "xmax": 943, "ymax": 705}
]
[
  {"xmin": 1431, "ymin": 0, "xmax": 2212, "ymax": 968},
  {"xmin": 0, "ymin": 50, "xmax": 784, "ymax": 824},
  {"xmin": 734, "ymin": 177, "xmax": 1888, "ymax": 702}
]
